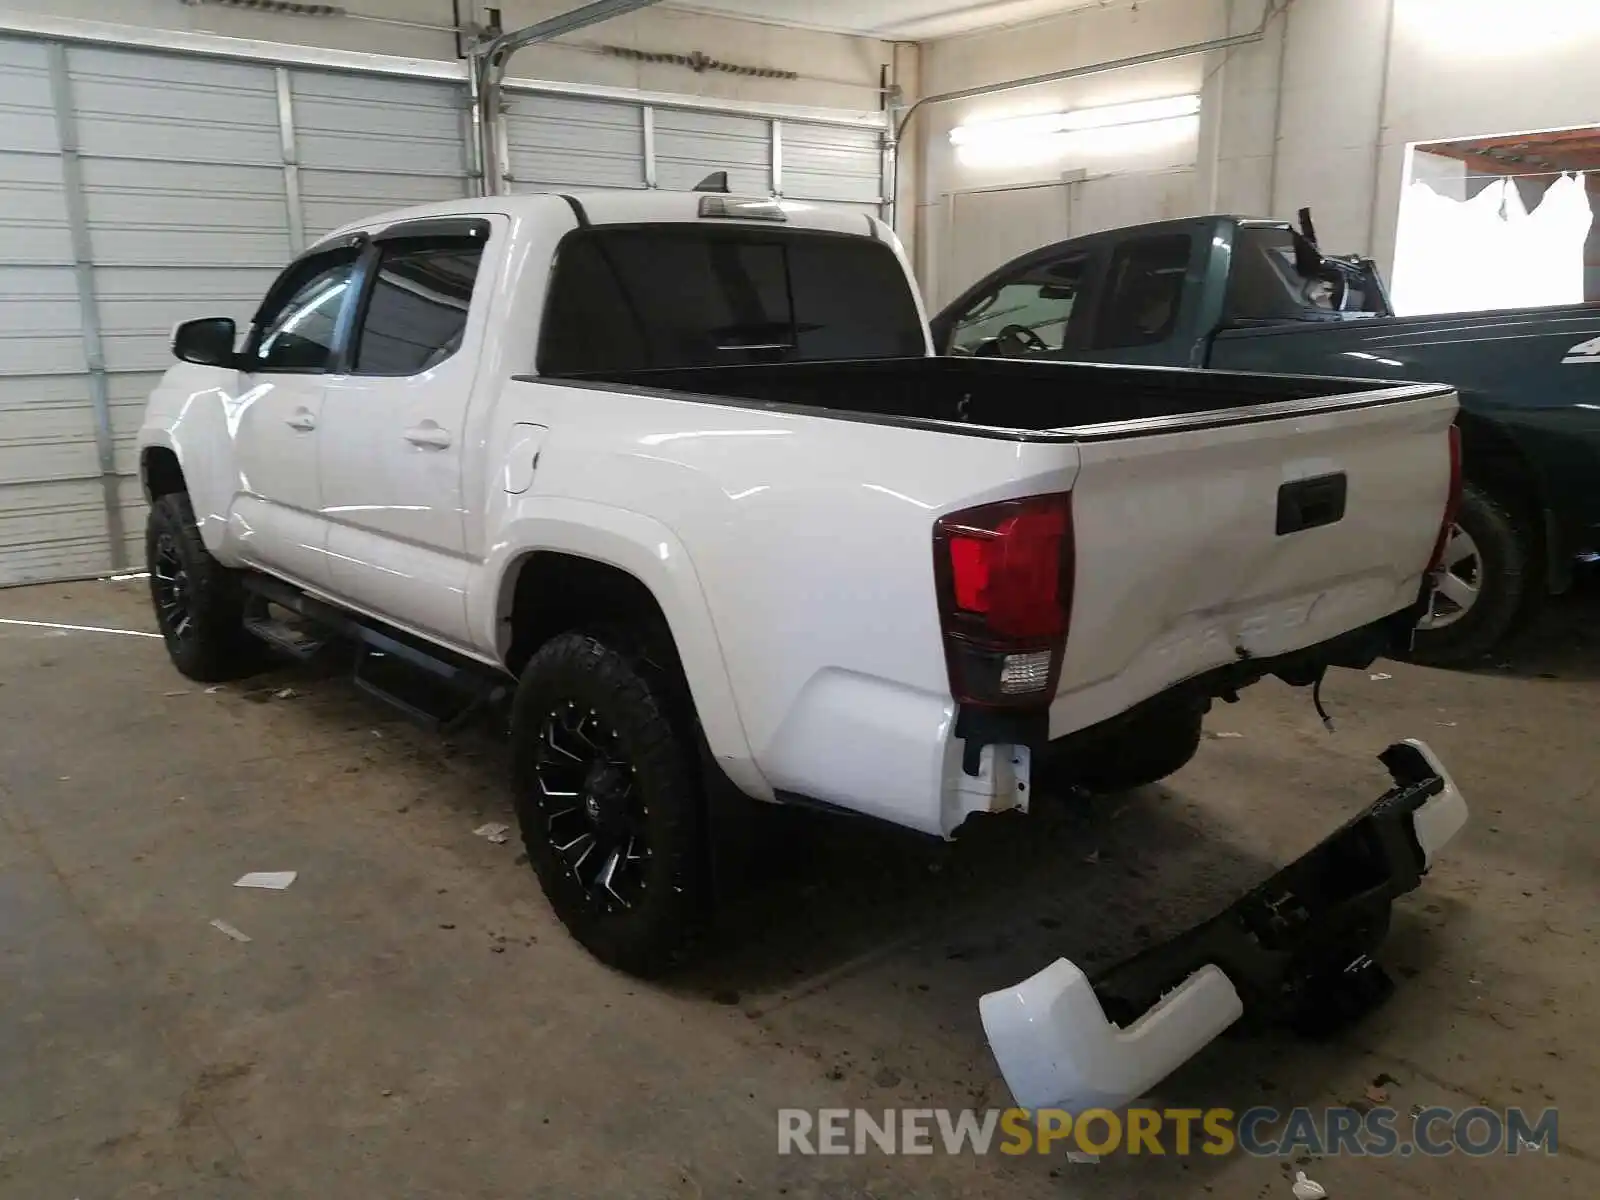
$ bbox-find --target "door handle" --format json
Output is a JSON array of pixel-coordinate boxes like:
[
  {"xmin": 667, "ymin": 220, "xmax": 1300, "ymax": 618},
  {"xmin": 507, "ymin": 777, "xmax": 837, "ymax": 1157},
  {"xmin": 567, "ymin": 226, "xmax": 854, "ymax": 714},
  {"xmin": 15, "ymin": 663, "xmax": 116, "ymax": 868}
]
[
  {"xmin": 285, "ymin": 408, "xmax": 316, "ymax": 432},
  {"xmin": 1276, "ymin": 473, "xmax": 1348, "ymax": 535},
  {"xmin": 405, "ymin": 423, "xmax": 452, "ymax": 450}
]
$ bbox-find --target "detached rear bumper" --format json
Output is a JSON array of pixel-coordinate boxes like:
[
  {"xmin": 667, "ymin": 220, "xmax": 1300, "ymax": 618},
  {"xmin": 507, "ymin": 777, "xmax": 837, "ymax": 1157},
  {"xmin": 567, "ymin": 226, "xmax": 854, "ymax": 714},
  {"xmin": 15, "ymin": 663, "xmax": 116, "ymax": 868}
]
[{"xmin": 980, "ymin": 739, "xmax": 1467, "ymax": 1113}]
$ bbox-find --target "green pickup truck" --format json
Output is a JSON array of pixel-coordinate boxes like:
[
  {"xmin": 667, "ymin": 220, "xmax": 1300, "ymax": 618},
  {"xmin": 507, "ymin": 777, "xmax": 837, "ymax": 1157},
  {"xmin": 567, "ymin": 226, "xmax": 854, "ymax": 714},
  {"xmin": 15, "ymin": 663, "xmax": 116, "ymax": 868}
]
[{"xmin": 931, "ymin": 215, "xmax": 1600, "ymax": 666}]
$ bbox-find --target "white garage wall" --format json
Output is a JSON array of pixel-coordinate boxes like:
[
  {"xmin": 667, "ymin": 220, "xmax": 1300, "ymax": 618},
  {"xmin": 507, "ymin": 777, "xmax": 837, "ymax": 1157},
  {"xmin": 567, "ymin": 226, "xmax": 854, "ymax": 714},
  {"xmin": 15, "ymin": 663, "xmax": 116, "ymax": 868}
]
[
  {"xmin": 1266, "ymin": 0, "xmax": 1600, "ymax": 276},
  {"xmin": 913, "ymin": 0, "xmax": 1214, "ymax": 305},
  {"xmin": 911, "ymin": 0, "xmax": 1600, "ymax": 300}
]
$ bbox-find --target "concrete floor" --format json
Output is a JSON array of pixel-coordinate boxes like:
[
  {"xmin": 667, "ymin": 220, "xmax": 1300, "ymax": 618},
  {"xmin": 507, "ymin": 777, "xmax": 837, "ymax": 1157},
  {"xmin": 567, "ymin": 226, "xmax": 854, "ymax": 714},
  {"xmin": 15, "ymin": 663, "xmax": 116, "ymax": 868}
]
[{"xmin": 1, "ymin": 578, "xmax": 1596, "ymax": 1199}]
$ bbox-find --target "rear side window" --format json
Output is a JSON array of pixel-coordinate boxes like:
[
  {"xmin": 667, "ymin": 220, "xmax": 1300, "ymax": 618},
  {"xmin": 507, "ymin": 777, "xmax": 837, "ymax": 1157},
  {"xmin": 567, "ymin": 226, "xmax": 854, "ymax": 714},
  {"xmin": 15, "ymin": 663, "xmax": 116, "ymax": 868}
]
[
  {"xmin": 538, "ymin": 227, "xmax": 925, "ymax": 375},
  {"xmin": 1093, "ymin": 234, "xmax": 1192, "ymax": 350},
  {"xmin": 354, "ymin": 239, "xmax": 485, "ymax": 376}
]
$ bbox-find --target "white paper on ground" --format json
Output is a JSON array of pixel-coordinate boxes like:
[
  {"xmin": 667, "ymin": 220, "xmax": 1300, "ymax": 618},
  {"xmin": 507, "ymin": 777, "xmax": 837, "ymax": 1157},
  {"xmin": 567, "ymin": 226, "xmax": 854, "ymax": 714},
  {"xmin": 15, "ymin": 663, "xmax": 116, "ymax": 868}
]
[
  {"xmin": 210, "ymin": 918, "xmax": 252, "ymax": 942},
  {"xmin": 474, "ymin": 823, "xmax": 511, "ymax": 844},
  {"xmin": 234, "ymin": 871, "xmax": 297, "ymax": 890}
]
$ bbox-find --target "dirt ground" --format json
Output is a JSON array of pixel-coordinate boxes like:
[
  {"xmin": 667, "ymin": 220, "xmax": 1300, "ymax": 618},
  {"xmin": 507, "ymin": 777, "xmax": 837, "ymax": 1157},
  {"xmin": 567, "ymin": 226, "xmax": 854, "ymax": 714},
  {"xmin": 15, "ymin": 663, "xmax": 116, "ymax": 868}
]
[{"xmin": 1, "ymin": 576, "xmax": 1595, "ymax": 1199}]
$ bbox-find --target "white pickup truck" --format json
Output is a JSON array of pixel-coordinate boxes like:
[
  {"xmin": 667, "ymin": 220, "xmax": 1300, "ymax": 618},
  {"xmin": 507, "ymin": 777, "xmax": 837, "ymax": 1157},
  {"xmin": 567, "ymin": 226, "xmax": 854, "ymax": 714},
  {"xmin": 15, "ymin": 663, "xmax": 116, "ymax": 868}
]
[{"xmin": 138, "ymin": 187, "xmax": 1467, "ymax": 1112}]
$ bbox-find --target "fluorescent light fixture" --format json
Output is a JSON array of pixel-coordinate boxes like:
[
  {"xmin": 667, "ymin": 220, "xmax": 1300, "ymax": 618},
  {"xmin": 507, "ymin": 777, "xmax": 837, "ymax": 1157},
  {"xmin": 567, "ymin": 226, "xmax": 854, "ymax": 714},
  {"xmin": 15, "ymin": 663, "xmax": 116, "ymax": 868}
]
[{"xmin": 950, "ymin": 95, "xmax": 1201, "ymax": 148}]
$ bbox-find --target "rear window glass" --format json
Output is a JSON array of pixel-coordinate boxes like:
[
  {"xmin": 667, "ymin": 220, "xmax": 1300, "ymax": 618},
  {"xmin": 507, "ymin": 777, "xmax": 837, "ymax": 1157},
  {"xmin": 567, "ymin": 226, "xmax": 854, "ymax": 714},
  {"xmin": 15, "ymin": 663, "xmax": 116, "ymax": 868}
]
[
  {"xmin": 1225, "ymin": 226, "xmax": 1387, "ymax": 321},
  {"xmin": 538, "ymin": 226, "xmax": 925, "ymax": 374},
  {"xmin": 1093, "ymin": 233, "xmax": 1192, "ymax": 350}
]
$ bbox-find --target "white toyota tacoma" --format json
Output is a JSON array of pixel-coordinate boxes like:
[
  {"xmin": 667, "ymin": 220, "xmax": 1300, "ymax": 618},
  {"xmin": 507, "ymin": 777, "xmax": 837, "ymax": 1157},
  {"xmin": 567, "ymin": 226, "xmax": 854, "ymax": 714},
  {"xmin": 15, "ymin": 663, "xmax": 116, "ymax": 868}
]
[{"xmin": 138, "ymin": 186, "xmax": 1468, "ymax": 1112}]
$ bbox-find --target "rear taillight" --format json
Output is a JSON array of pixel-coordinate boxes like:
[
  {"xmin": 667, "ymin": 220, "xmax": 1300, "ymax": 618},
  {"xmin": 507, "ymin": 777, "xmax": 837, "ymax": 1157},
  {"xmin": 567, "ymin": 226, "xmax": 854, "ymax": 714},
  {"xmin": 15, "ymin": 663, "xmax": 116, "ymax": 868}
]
[
  {"xmin": 933, "ymin": 492, "xmax": 1075, "ymax": 708},
  {"xmin": 1427, "ymin": 423, "xmax": 1463, "ymax": 572}
]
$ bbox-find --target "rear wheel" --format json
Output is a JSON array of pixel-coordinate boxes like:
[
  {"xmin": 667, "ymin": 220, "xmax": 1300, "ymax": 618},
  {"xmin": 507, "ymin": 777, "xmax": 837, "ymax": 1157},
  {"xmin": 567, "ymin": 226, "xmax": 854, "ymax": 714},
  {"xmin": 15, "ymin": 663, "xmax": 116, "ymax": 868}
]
[
  {"xmin": 1040, "ymin": 700, "xmax": 1205, "ymax": 795},
  {"xmin": 1407, "ymin": 482, "xmax": 1537, "ymax": 667},
  {"xmin": 145, "ymin": 492, "xmax": 259, "ymax": 682},
  {"xmin": 509, "ymin": 630, "xmax": 706, "ymax": 977}
]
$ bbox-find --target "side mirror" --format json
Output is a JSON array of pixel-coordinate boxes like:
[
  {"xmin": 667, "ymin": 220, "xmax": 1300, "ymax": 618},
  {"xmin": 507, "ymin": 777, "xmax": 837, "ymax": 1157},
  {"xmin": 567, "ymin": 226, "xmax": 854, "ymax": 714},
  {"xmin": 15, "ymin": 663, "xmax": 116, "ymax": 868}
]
[{"xmin": 172, "ymin": 317, "xmax": 238, "ymax": 367}]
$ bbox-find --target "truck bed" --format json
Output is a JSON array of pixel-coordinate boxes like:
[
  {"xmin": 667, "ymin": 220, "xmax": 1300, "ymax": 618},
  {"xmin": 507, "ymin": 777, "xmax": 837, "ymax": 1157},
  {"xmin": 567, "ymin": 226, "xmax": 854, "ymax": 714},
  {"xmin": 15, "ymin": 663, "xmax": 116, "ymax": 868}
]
[
  {"xmin": 563, "ymin": 356, "xmax": 1442, "ymax": 438},
  {"xmin": 538, "ymin": 356, "xmax": 1458, "ymax": 750}
]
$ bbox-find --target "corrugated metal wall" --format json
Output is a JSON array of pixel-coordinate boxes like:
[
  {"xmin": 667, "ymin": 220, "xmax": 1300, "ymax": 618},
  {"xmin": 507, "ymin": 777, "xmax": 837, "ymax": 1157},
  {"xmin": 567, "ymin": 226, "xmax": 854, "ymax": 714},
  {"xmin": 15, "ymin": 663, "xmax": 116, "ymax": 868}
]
[
  {"xmin": 500, "ymin": 86, "xmax": 886, "ymax": 219},
  {"xmin": 0, "ymin": 28, "xmax": 888, "ymax": 587},
  {"xmin": 780, "ymin": 122, "xmax": 884, "ymax": 215},
  {"xmin": 0, "ymin": 37, "xmax": 116, "ymax": 584},
  {"xmin": 0, "ymin": 33, "xmax": 476, "ymax": 587},
  {"xmin": 293, "ymin": 71, "xmax": 471, "ymax": 240},
  {"xmin": 504, "ymin": 92, "xmax": 646, "ymax": 191}
]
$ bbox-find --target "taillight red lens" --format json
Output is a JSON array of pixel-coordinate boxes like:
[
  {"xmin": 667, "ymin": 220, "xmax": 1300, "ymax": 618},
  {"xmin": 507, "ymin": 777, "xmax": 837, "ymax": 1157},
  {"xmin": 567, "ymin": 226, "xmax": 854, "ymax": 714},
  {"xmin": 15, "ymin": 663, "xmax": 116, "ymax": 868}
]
[
  {"xmin": 934, "ymin": 492, "xmax": 1075, "ymax": 708},
  {"xmin": 1427, "ymin": 423, "xmax": 1463, "ymax": 572}
]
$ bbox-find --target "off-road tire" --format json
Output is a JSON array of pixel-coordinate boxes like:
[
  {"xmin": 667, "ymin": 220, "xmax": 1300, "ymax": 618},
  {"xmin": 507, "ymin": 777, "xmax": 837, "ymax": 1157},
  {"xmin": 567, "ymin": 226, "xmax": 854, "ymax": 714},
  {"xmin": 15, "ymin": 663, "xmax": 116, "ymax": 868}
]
[
  {"xmin": 145, "ymin": 492, "xmax": 259, "ymax": 682},
  {"xmin": 509, "ymin": 630, "xmax": 706, "ymax": 977}
]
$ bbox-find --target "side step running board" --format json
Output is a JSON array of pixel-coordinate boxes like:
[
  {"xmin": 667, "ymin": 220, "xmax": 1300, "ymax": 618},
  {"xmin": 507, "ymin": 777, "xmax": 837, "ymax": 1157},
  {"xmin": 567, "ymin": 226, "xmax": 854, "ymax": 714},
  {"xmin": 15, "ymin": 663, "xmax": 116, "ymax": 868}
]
[
  {"xmin": 243, "ymin": 607, "xmax": 328, "ymax": 661},
  {"xmin": 240, "ymin": 574, "xmax": 509, "ymax": 730}
]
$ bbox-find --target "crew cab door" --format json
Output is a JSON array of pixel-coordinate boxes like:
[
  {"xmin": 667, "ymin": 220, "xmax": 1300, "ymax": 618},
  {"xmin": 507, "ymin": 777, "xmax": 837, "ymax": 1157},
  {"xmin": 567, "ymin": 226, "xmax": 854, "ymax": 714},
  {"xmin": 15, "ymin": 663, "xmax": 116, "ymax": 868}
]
[
  {"xmin": 230, "ymin": 241, "xmax": 364, "ymax": 590},
  {"xmin": 314, "ymin": 219, "xmax": 495, "ymax": 647}
]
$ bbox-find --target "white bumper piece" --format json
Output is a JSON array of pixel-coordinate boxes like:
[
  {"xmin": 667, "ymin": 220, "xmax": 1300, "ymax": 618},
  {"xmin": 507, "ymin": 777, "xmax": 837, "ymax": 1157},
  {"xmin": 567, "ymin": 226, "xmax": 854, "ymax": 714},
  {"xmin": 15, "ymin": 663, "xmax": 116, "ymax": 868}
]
[{"xmin": 980, "ymin": 737, "xmax": 1468, "ymax": 1113}]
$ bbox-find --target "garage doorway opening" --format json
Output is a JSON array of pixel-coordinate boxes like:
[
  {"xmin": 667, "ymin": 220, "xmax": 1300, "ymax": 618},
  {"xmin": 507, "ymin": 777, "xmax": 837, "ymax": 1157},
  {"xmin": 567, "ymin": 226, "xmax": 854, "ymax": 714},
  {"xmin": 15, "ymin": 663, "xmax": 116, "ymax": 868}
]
[{"xmin": 1394, "ymin": 127, "xmax": 1600, "ymax": 315}]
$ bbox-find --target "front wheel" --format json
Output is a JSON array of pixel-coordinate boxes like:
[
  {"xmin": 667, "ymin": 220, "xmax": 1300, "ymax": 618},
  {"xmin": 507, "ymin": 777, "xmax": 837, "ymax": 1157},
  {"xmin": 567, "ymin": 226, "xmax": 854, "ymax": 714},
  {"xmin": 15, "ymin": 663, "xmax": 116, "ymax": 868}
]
[
  {"xmin": 509, "ymin": 630, "xmax": 707, "ymax": 977},
  {"xmin": 1406, "ymin": 482, "xmax": 1537, "ymax": 668},
  {"xmin": 145, "ymin": 492, "xmax": 259, "ymax": 682}
]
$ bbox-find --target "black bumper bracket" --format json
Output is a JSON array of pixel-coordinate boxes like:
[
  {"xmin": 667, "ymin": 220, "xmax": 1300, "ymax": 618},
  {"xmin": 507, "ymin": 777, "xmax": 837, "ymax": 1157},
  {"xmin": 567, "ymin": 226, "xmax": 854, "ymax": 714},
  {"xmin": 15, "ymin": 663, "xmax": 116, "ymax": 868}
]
[{"xmin": 1090, "ymin": 742, "xmax": 1444, "ymax": 1038}]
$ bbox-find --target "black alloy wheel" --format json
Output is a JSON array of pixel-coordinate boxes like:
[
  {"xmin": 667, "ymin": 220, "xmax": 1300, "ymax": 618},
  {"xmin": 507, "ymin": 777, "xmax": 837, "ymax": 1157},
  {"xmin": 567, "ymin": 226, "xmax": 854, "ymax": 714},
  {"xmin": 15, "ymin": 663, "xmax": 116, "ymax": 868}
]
[
  {"xmin": 534, "ymin": 700, "xmax": 651, "ymax": 913},
  {"xmin": 509, "ymin": 630, "xmax": 706, "ymax": 976},
  {"xmin": 151, "ymin": 531, "xmax": 194, "ymax": 644}
]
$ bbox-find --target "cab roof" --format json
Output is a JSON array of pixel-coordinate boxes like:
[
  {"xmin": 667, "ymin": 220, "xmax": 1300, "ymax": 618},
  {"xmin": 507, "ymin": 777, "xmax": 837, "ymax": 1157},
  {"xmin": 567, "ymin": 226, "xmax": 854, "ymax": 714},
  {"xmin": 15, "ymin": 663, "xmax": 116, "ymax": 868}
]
[{"xmin": 320, "ymin": 188, "xmax": 887, "ymax": 247}]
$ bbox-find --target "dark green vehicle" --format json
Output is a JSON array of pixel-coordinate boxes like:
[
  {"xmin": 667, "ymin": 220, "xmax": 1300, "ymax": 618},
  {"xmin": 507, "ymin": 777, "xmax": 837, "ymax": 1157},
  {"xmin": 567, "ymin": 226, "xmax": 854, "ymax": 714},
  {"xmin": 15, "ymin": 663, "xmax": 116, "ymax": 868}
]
[{"xmin": 931, "ymin": 214, "xmax": 1600, "ymax": 666}]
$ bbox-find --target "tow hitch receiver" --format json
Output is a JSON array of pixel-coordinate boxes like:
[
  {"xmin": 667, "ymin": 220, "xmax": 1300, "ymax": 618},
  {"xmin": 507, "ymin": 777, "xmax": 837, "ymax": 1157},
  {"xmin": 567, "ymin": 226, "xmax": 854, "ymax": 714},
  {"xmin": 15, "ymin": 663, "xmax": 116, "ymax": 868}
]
[{"xmin": 981, "ymin": 739, "xmax": 1467, "ymax": 1112}]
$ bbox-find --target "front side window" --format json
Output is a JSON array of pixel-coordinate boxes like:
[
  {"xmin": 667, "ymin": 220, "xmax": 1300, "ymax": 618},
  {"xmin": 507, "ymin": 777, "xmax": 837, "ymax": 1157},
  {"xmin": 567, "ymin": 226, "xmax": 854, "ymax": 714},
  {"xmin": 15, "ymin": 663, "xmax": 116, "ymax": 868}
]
[
  {"xmin": 1093, "ymin": 234, "xmax": 1192, "ymax": 350},
  {"xmin": 947, "ymin": 254, "xmax": 1088, "ymax": 357},
  {"xmin": 538, "ymin": 226, "xmax": 925, "ymax": 375},
  {"xmin": 248, "ymin": 248, "xmax": 360, "ymax": 373},
  {"xmin": 353, "ymin": 239, "xmax": 485, "ymax": 376}
]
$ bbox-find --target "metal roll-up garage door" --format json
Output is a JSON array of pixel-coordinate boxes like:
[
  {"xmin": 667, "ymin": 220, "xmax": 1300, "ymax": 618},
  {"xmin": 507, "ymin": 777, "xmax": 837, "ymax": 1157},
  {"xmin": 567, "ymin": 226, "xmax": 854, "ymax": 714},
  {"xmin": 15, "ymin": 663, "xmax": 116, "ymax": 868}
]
[
  {"xmin": 290, "ymin": 70, "xmax": 470, "ymax": 241},
  {"xmin": 779, "ymin": 121, "xmax": 884, "ymax": 216},
  {"xmin": 500, "ymin": 90, "xmax": 886, "ymax": 220},
  {"xmin": 502, "ymin": 92, "xmax": 645, "ymax": 191},
  {"xmin": 0, "ymin": 36, "xmax": 102, "ymax": 585},
  {"xmin": 654, "ymin": 108, "xmax": 771, "ymax": 194},
  {"xmin": 71, "ymin": 43, "xmax": 291, "ymax": 579},
  {"xmin": 0, "ymin": 37, "xmax": 279, "ymax": 584},
  {"xmin": 0, "ymin": 31, "xmax": 473, "ymax": 586},
  {"xmin": 502, "ymin": 93, "xmax": 781, "ymax": 199}
]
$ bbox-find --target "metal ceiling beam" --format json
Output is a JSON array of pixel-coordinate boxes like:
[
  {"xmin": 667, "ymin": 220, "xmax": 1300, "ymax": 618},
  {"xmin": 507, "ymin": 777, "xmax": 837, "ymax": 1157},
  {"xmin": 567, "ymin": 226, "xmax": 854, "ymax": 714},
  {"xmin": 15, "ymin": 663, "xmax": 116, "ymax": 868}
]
[
  {"xmin": 480, "ymin": 0, "xmax": 664, "ymax": 69},
  {"xmin": 474, "ymin": 0, "xmax": 666, "ymax": 192}
]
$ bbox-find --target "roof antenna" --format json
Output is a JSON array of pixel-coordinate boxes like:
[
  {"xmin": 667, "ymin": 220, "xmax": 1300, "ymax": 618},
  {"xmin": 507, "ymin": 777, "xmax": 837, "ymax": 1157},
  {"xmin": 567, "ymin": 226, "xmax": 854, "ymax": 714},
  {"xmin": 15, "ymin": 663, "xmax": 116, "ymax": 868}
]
[{"xmin": 694, "ymin": 171, "xmax": 731, "ymax": 194}]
